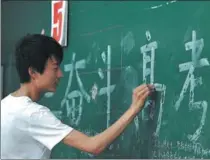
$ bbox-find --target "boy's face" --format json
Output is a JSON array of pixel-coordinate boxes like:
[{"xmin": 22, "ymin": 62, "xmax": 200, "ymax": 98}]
[{"xmin": 34, "ymin": 56, "xmax": 63, "ymax": 92}]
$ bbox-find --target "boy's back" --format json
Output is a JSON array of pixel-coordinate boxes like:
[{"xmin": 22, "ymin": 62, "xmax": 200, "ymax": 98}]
[{"xmin": 1, "ymin": 95, "xmax": 72, "ymax": 159}]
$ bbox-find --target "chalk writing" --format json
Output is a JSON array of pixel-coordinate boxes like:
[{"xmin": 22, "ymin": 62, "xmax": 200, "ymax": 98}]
[
  {"xmin": 174, "ymin": 30, "xmax": 209, "ymax": 142},
  {"xmin": 61, "ymin": 53, "xmax": 90, "ymax": 126},
  {"xmin": 153, "ymin": 139, "xmax": 210, "ymax": 158},
  {"xmin": 140, "ymin": 31, "xmax": 166, "ymax": 137}
]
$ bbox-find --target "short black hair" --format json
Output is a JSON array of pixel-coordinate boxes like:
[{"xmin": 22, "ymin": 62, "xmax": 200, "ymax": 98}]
[{"xmin": 15, "ymin": 34, "xmax": 63, "ymax": 83}]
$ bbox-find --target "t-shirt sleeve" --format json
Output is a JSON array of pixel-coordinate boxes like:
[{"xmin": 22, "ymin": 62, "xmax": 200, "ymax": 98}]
[{"xmin": 28, "ymin": 104, "xmax": 74, "ymax": 150}]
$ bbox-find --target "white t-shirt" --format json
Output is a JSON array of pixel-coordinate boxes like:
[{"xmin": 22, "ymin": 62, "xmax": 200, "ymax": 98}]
[{"xmin": 1, "ymin": 94, "xmax": 73, "ymax": 159}]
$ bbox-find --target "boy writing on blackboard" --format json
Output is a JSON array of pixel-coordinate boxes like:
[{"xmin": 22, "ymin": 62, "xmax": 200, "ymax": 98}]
[{"xmin": 1, "ymin": 34, "xmax": 154, "ymax": 159}]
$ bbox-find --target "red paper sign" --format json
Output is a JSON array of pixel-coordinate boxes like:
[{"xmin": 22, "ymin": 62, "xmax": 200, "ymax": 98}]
[{"xmin": 51, "ymin": 1, "xmax": 68, "ymax": 46}]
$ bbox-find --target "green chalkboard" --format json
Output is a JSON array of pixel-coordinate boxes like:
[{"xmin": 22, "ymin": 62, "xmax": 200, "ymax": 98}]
[{"xmin": 2, "ymin": 1, "xmax": 210, "ymax": 159}]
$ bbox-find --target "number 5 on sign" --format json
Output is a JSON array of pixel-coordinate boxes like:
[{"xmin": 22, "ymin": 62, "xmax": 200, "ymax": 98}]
[{"xmin": 51, "ymin": 1, "xmax": 68, "ymax": 46}]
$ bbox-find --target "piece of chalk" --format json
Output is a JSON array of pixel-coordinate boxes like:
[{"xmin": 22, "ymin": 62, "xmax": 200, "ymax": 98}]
[{"xmin": 153, "ymin": 83, "xmax": 165, "ymax": 92}]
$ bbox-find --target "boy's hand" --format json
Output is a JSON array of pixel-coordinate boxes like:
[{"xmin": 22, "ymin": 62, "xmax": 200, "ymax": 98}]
[{"xmin": 131, "ymin": 84, "xmax": 154, "ymax": 113}]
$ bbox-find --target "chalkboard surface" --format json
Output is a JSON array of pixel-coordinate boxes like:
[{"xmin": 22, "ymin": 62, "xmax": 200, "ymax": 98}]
[{"xmin": 2, "ymin": 1, "xmax": 210, "ymax": 159}]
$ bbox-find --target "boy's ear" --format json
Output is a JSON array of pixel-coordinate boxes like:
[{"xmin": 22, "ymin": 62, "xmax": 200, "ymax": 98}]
[{"xmin": 28, "ymin": 67, "xmax": 37, "ymax": 80}]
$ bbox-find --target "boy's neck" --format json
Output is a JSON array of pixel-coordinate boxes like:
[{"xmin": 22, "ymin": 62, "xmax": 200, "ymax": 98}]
[{"xmin": 11, "ymin": 83, "xmax": 41, "ymax": 102}]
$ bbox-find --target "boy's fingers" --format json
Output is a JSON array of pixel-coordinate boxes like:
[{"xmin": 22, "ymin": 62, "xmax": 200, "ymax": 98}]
[
  {"xmin": 140, "ymin": 90, "xmax": 150, "ymax": 101},
  {"xmin": 133, "ymin": 84, "xmax": 147, "ymax": 95},
  {"xmin": 133, "ymin": 84, "xmax": 154, "ymax": 95},
  {"xmin": 137, "ymin": 87, "xmax": 151, "ymax": 99},
  {"xmin": 136, "ymin": 86, "xmax": 150, "ymax": 98}
]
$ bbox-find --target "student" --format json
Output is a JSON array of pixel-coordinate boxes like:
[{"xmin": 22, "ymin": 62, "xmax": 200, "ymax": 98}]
[{"xmin": 1, "ymin": 34, "xmax": 154, "ymax": 159}]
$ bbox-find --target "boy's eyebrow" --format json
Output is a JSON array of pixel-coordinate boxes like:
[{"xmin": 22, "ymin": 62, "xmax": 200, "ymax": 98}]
[
  {"xmin": 50, "ymin": 60, "xmax": 59, "ymax": 67},
  {"xmin": 50, "ymin": 56, "xmax": 60, "ymax": 65},
  {"xmin": 50, "ymin": 59, "xmax": 59, "ymax": 65}
]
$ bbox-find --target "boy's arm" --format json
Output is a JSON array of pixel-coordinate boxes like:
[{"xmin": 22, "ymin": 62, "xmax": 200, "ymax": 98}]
[{"xmin": 63, "ymin": 84, "xmax": 153, "ymax": 155}]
